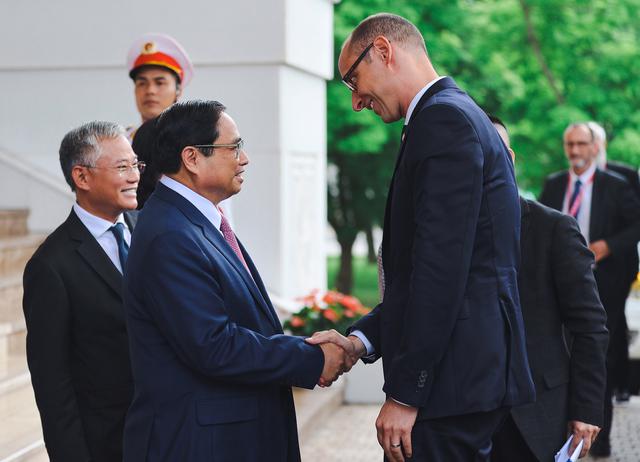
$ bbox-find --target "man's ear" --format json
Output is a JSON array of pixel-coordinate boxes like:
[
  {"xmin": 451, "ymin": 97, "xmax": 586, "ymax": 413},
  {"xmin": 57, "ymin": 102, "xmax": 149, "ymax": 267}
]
[
  {"xmin": 71, "ymin": 165, "xmax": 91, "ymax": 192},
  {"xmin": 181, "ymin": 146, "xmax": 199, "ymax": 174},
  {"xmin": 372, "ymin": 35, "xmax": 392, "ymax": 64},
  {"xmin": 175, "ymin": 82, "xmax": 182, "ymax": 100}
]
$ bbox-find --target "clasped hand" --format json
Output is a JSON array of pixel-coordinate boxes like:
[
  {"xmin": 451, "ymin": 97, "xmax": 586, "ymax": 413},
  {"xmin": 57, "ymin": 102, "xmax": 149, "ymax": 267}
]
[{"xmin": 305, "ymin": 330, "xmax": 366, "ymax": 387}]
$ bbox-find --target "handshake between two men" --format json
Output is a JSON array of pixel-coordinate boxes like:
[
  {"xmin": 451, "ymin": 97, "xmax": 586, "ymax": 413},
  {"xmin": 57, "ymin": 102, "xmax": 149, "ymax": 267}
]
[{"xmin": 306, "ymin": 330, "xmax": 366, "ymax": 387}]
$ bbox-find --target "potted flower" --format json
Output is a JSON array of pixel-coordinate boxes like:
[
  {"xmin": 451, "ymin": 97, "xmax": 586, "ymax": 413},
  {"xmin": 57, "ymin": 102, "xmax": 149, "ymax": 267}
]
[{"xmin": 283, "ymin": 290, "xmax": 370, "ymax": 337}]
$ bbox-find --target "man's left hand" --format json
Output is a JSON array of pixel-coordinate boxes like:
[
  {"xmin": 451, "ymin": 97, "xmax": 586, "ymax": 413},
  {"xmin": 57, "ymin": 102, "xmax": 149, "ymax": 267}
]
[
  {"xmin": 588, "ymin": 240, "xmax": 610, "ymax": 262},
  {"xmin": 568, "ymin": 420, "xmax": 600, "ymax": 458},
  {"xmin": 376, "ymin": 398, "xmax": 418, "ymax": 462}
]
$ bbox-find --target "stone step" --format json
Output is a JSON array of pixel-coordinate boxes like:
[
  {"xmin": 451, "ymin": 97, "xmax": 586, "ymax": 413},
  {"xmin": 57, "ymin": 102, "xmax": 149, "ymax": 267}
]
[
  {"xmin": 0, "ymin": 235, "xmax": 44, "ymax": 280},
  {"xmin": 0, "ymin": 441, "xmax": 47, "ymax": 462},
  {"xmin": 0, "ymin": 321, "xmax": 26, "ymax": 361},
  {"xmin": 0, "ymin": 211, "xmax": 29, "ymax": 239},
  {"xmin": 0, "ymin": 379, "xmax": 44, "ymax": 461},
  {"xmin": 293, "ymin": 378, "xmax": 345, "ymax": 442},
  {"xmin": 0, "ymin": 275, "xmax": 23, "ymax": 324},
  {"xmin": 0, "ymin": 355, "xmax": 30, "ymax": 397}
]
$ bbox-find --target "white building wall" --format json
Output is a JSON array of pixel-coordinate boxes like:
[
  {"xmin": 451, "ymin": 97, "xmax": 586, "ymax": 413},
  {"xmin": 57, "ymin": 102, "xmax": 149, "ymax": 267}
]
[{"xmin": 0, "ymin": 0, "xmax": 335, "ymax": 301}]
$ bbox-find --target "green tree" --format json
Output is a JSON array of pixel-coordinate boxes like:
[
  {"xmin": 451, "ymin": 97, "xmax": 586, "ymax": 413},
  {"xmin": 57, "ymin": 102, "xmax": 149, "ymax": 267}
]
[{"xmin": 328, "ymin": 0, "xmax": 640, "ymax": 292}]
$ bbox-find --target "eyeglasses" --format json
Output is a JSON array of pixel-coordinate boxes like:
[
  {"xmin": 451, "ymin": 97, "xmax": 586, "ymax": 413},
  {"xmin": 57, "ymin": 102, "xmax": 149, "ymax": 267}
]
[
  {"xmin": 564, "ymin": 141, "xmax": 592, "ymax": 148},
  {"xmin": 194, "ymin": 138, "xmax": 244, "ymax": 160},
  {"xmin": 341, "ymin": 42, "xmax": 374, "ymax": 92},
  {"xmin": 82, "ymin": 161, "xmax": 146, "ymax": 176}
]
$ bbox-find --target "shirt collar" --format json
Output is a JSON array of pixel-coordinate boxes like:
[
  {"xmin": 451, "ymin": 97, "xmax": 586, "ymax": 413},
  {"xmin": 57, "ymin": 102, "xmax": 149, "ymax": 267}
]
[
  {"xmin": 73, "ymin": 203, "xmax": 126, "ymax": 240},
  {"xmin": 569, "ymin": 160, "xmax": 597, "ymax": 183},
  {"xmin": 159, "ymin": 175, "xmax": 222, "ymax": 230},
  {"xmin": 405, "ymin": 76, "xmax": 446, "ymax": 125}
]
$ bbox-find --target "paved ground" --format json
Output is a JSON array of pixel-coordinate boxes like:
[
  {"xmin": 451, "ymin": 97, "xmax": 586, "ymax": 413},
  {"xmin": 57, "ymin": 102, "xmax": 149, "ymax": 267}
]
[{"xmin": 301, "ymin": 398, "xmax": 640, "ymax": 461}]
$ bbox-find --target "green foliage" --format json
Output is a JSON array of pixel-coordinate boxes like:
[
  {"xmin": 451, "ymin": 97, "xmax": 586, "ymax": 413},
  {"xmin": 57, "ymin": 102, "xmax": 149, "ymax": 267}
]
[
  {"xmin": 329, "ymin": 0, "xmax": 640, "ymax": 200},
  {"xmin": 327, "ymin": 0, "xmax": 640, "ymax": 291}
]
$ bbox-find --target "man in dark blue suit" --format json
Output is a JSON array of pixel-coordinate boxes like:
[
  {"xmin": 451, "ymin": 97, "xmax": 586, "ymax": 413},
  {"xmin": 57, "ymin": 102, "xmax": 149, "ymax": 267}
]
[
  {"xmin": 310, "ymin": 13, "xmax": 535, "ymax": 461},
  {"xmin": 122, "ymin": 100, "xmax": 347, "ymax": 461}
]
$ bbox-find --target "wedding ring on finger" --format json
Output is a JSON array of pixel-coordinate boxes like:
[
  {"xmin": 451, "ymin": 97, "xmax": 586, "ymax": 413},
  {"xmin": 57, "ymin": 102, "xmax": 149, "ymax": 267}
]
[{"xmin": 391, "ymin": 443, "xmax": 401, "ymax": 448}]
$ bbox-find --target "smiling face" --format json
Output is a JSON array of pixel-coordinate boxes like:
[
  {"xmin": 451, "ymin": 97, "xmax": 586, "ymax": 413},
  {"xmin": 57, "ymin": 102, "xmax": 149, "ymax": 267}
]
[
  {"xmin": 194, "ymin": 112, "xmax": 249, "ymax": 205},
  {"xmin": 338, "ymin": 38, "xmax": 404, "ymax": 123},
  {"xmin": 78, "ymin": 135, "xmax": 139, "ymax": 221},
  {"xmin": 134, "ymin": 66, "xmax": 181, "ymax": 122}
]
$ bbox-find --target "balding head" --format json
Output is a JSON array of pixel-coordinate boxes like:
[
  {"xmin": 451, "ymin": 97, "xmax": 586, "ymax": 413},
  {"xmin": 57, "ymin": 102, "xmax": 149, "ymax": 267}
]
[{"xmin": 345, "ymin": 13, "xmax": 427, "ymax": 58}]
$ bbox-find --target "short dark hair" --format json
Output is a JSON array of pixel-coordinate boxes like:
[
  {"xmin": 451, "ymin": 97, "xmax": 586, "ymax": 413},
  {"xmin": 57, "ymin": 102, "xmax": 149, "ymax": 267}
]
[
  {"xmin": 130, "ymin": 64, "xmax": 181, "ymax": 86},
  {"xmin": 154, "ymin": 100, "xmax": 227, "ymax": 174},
  {"xmin": 487, "ymin": 114, "xmax": 507, "ymax": 131},
  {"xmin": 131, "ymin": 117, "xmax": 160, "ymax": 208},
  {"xmin": 59, "ymin": 121, "xmax": 125, "ymax": 191},
  {"xmin": 348, "ymin": 13, "xmax": 427, "ymax": 56}
]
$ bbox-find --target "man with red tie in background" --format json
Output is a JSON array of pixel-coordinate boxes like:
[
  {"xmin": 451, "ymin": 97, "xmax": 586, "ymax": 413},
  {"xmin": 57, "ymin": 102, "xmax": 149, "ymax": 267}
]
[{"xmin": 539, "ymin": 122, "xmax": 640, "ymax": 457}]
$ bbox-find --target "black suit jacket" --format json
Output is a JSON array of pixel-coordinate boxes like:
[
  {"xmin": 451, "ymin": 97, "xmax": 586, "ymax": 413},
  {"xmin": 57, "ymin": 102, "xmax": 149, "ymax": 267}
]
[
  {"xmin": 350, "ymin": 77, "xmax": 535, "ymax": 418},
  {"xmin": 511, "ymin": 198, "xmax": 608, "ymax": 461},
  {"xmin": 539, "ymin": 168, "xmax": 640, "ymax": 327},
  {"xmin": 607, "ymin": 161, "xmax": 640, "ymax": 284},
  {"xmin": 23, "ymin": 209, "xmax": 137, "ymax": 462}
]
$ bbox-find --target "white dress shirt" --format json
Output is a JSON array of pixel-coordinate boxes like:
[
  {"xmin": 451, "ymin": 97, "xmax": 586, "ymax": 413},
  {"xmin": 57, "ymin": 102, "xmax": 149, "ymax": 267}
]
[
  {"xmin": 159, "ymin": 175, "xmax": 223, "ymax": 235},
  {"xmin": 73, "ymin": 203, "xmax": 131, "ymax": 274},
  {"xmin": 562, "ymin": 161, "xmax": 596, "ymax": 244},
  {"xmin": 404, "ymin": 76, "xmax": 447, "ymax": 126}
]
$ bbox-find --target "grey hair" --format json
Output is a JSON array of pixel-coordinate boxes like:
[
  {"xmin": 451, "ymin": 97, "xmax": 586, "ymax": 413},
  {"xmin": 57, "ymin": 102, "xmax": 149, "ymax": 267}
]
[
  {"xmin": 59, "ymin": 121, "xmax": 125, "ymax": 191},
  {"xmin": 346, "ymin": 13, "xmax": 427, "ymax": 57},
  {"xmin": 563, "ymin": 122, "xmax": 595, "ymax": 142},
  {"xmin": 587, "ymin": 121, "xmax": 607, "ymax": 168}
]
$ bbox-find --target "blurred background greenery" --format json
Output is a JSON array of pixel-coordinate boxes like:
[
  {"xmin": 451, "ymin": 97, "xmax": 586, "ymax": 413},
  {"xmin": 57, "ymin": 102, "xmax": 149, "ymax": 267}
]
[{"xmin": 327, "ymin": 0, "xmax": 640, "ymax": 294}]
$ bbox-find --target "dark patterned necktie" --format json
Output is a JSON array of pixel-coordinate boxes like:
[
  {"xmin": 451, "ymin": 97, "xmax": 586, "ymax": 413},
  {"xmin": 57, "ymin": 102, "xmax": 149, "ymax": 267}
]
[
  {"xmin": 568, "ymin": 179, "xmax": 582, "ymax": 218},
  {"xmin": 109, "ymin": 222, "xmax": 129, "ymax": 272},
  {"xmin": 219, "ymin": 213, "xmax": 251, "ymax": 274}
]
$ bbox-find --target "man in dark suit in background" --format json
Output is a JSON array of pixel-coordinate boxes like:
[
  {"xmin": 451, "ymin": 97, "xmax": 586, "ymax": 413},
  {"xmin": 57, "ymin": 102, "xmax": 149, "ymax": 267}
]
[
  {"xmin": 309, "ymin": 14, "xmax": 535, "ymax": 462},
  {"xmin": 489, "ymin": 117, "xmax": 608, "ymax": 461},
  {"xmin": 539, "ymin": 122, "xmax": 640, "ymax": 457},
  {"xmin": 23, "ymin": 121, "xmax": 142, "ymax": 461},
  {"xmin": 122, "ymin": 100, "xmax": 346, "ymax": 461},
  {"xmin": 590, "ymin": 121, "xmax": 640, "ymax": 403}
]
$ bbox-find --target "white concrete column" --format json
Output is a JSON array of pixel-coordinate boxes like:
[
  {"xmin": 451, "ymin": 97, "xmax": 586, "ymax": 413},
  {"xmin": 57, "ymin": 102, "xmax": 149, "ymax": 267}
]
[{"xmin": 0, "ymin": 0, "xmax": 334, "ymax": 301}]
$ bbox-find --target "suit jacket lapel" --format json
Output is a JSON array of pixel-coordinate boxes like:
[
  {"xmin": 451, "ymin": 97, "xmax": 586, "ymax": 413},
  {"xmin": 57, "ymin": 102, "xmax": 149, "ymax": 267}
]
[
  {"xmin": 382, "ymin": 77, "xmax": 458, "ymax": 281},
  {"xmin": 155, "ymin": 183, "xmax": 279, "ymax": 330},
  {"xmin": 553, "ymin": 173, "xmax": 569, "ymax": 211},
  {"xmin": 519, "ymin": 197, "xmax": 531, "ymax": 258},
  {"xmin": 589, "ymin": 169, "xmax": 605, "ymax": 242},
  {"xmin": 237, "ymin": 239, "xmax": 282, "ymax": 331},
  {"xmin": 67, "ymin": 210, "xmax": 123, "ymax": 297}
]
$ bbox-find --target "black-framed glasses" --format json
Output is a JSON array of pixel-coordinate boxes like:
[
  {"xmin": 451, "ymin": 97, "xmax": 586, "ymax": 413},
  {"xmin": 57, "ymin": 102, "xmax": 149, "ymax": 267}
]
[
  {"xmin": 82, "ymin": 161, "xmax": 146, "ymax": 176},
  {"xmin": 194, "ymin": 138, "xmax": 244, "ymax": 160},
  {"xmin": 341, "ymin": 42, "xmax": 374, "ymax": 92}
]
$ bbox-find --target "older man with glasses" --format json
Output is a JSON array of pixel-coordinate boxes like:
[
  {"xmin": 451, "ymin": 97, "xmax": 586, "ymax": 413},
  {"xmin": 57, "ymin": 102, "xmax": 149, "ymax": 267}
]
[{"xmin": 23, "ymin": 121, "xmax": 141, "ymax": 461}]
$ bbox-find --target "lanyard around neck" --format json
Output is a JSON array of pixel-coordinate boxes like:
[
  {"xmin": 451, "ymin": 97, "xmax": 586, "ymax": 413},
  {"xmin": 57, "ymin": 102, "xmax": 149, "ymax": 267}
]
[{"xmin": 566, "ymin": 171, "xmax": 595, "ymax": 217}]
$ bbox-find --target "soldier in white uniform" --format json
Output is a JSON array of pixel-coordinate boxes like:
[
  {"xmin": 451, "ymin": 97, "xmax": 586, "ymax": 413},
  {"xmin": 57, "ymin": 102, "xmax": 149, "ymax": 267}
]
[{"xmin": 125, "ymin": 33, "xmax": 193, "ymax": 142}]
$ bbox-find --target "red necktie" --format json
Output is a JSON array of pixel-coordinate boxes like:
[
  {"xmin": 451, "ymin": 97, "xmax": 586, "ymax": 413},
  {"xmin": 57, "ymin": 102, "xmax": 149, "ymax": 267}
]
[{"xmin": 219, "ymin": 213, "xmax": 251, "ymax": 274}]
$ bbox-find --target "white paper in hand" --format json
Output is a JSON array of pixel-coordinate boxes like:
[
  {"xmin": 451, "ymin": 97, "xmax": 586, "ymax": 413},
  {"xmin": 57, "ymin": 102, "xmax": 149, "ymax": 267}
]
[{"xmin": 555, "ymin": 435, "xmax": 584, "ymax": 462}]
